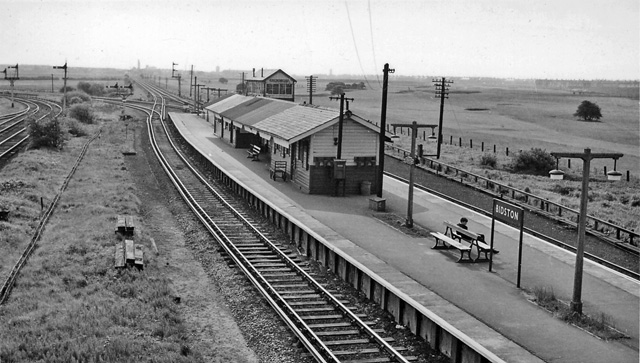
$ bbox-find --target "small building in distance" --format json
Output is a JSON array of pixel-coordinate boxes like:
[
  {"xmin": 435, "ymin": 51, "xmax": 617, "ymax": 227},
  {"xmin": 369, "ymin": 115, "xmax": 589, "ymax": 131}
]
[{"xmin": 245, "ymin": 69, "xmax": 297, "ymax": 102}]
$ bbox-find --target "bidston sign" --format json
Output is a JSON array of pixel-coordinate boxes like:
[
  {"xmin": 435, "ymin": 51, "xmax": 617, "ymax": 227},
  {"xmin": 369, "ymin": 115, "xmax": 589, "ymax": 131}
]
[{"xmin": 493, "ymin": 200, "xmax": 522, "ymax": 226}]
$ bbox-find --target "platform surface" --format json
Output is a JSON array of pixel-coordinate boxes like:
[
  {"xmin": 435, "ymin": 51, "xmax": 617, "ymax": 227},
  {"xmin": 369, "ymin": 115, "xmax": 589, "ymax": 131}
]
[{"xmin": 171, "ymin": 113, "xmax": 639, "ymax": 363}]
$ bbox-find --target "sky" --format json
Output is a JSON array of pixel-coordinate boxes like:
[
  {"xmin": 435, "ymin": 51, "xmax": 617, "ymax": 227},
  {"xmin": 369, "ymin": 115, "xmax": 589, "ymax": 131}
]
[{"xmin": 1, "ymin": 0, "xmax": 638, "ymax": 80}]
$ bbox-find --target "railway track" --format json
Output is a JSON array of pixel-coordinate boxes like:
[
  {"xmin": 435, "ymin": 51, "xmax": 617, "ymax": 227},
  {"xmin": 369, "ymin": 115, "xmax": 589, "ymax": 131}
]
[
  {"xmin": 133, "ymin": 82, "xmax": 418, "ymax": 362},
  {"xmin": 0, "ymin": 97, "xmax": 62, "ymax": 162}
]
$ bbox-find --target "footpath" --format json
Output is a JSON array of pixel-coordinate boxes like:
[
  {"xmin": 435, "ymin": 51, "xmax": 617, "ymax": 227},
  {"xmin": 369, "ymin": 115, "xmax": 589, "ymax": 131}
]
[{"xmin": 172, "ymin": 113, "xmax": 639, "ymax": 363}]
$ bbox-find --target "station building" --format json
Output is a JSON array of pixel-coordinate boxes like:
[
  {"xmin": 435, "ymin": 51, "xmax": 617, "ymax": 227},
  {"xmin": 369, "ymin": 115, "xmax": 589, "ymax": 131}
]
[{"xmin": 204, "ymin": 95, "xmax": 392, "ymax": 195}]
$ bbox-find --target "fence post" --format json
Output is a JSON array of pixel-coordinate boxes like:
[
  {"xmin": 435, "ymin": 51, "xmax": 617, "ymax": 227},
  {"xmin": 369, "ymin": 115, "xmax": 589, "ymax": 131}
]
[
  {"xmin": 506, "ymin": 147, "xmax": 509, "ymax": 156},
  {"xmin": 470, "ymin": 139, "xmax": 473, "ymax": 149},
  {"xmin": 450, "ymin": 135, "xmax": 453, "ymax": 145},
  {"xmin": 568, "ymin": 159, "xmax": 571, "ymax": 168},
  {"xmin": 604, "ymin": 166, "xmax": 607, "ymax": 175},
  {"xmin": 493, "ymin": 144, "xmax": 496, "ymax": 153},
  {"xmin": 627, "ymin": 170, "xmax": 630, "ymax": 182},
  {"xmin": 459, "ymin": 137, "xmax": 462, "ymax": 147},
  {"xmin": 481, "ymin": 142, "xmax": 484, "ymax": 152}
]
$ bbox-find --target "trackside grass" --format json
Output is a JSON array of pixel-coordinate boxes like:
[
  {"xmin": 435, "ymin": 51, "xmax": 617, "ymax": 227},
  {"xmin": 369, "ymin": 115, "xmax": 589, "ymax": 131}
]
[{"xmin": 0, "ymin": 107, "xmax": 204, "ymax": 362}]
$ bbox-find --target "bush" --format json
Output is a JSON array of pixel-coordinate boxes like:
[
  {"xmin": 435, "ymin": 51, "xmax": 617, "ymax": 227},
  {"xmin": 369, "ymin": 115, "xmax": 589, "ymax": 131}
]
[
  {"xmin": 68, "ymin": 104, "xmax": 95, "ymax": 124},
  {"xmin": 77, "ymin": 81, "xmax": 105, "ymax": 96},
  {"xmin": 479, "ymin": 153, "xmax": 497, "ymax": 168},
  {"xmin": 64, "ymin": 118, "xmax": 88, "ymax": 137},
  {"xmin": 27, "ymin": 117, "xmax": 67, "ymax": 149},
  {"xmin": 62, "ymin": 91, "xmax": 91, "ymax": 106},
  {"xmin": 510, "ymin": 148, "xmax": 556, "ymax": 175}
]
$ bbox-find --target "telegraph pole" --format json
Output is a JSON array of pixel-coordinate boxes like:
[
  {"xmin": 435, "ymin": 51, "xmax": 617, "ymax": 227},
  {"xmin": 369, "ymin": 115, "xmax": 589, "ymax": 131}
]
[
  {"xmin": 53, "ymin": 62, "xmax": 68, "ymax": 112},
  {"xmin": 377, "ymin": 63, "xmax": 394, "ymax": 197},
  {"xmin": 305, "ymin": 75, "xmax": 316, "ymax": 105},
  {"xmin": 51, "ymin": 74, "xmax": 54, "ymax": 93},
  {"xmin": 551, "ymin": 149, "xmax": 623, "ymax": 314},
  {"xmin": 433, "ymin": 77, "xmax": 453, "ymax": 159},
  {"xmin": 2, "ymin": 64, "xmax": 19, "ymax": 108},
  {"xmin": 329, "ymin": 93, "xmax": 354, "ymax": 160},
  {"xmin": 193, "ymin": 77, "xmax": 204, "ymax": 114}
]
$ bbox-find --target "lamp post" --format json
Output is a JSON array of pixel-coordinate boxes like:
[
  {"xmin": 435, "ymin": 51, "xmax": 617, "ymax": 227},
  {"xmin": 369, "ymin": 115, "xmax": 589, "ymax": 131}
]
[
  {"xmin": 392, "ymin": 121, "xmax": 438, "ymax": 228},
  {"xmin": 551, "ymin": 149, "xmax": 623, "ymax": 314}
]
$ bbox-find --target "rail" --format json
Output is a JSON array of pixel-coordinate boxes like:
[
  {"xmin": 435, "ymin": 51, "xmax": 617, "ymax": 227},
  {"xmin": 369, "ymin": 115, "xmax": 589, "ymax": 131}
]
[{"xmin": 385, "ymin": 143, "xmax": 639, "ymax": 250}]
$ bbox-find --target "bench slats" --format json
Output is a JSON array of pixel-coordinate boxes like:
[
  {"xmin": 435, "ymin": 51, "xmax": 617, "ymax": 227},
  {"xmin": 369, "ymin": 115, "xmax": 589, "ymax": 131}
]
[{"xmin": 430, "ymin": 232, "xmax": 473, "ymax": 263}]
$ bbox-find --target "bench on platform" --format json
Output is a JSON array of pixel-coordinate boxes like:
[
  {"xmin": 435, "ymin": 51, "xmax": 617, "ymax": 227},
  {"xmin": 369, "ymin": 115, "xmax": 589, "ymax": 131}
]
[
  {"xmin": 270, "ymin": 160, "xmax": 287, "ymax": 181},
  {"xmin": 115, "ymin": 215, "xmax": 135, "ymax": 236},
  {"xmin": 443, "ymin": 220, "xmax": 494, "ymax": 262},
  {"xmin": 430, "ymin": 232, "xmax": 473, "ymax": 263},
  {"xmin": 247, "ymin": 144, "xmax": 261, "ymax": 161}
]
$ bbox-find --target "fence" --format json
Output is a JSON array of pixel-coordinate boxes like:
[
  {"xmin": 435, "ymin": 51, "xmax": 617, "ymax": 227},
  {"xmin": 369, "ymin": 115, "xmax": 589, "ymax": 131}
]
[{"xmin": 385, "ymin": 142, "xmax": 639, "ymax": 248}]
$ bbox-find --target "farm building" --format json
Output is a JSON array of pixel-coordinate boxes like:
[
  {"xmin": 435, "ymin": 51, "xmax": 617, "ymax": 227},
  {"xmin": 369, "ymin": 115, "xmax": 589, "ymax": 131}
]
[
  {"xmin": 204, "ymin": 95, "xmax": 391, "ymax": 195},
  {"xmin": 245, "ymin": 69, "xmax": 297, "ymax": 102}
]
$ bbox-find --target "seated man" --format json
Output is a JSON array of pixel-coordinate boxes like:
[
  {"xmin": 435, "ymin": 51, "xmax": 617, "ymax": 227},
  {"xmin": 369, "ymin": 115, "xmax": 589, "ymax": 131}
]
[{"xmin": 457, "ymin": 217, "xmax": 499, "ymax": 254}]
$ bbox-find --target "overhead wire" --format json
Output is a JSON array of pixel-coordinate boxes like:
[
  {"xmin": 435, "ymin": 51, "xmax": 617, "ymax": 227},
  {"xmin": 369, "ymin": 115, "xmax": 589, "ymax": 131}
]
[
  {"xmin": 368, "ymin": 0, "xmax": 382, "ymax": 88},
  {"xmin": 344, "ymin": 1, "xmax": 377, "ymax": 90}
]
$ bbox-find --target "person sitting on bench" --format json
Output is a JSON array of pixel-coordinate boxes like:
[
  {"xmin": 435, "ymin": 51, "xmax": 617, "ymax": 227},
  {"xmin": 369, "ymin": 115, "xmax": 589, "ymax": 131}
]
[{"xmin": 457, "ymin": 217, "xmax": 499, "ymax": 254}]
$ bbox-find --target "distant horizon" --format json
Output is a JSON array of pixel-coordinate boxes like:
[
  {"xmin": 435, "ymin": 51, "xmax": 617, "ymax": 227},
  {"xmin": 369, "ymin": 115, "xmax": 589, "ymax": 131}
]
[{"xmin": 3, "ymin": 63, "xmax": 639, "ymax": 83}]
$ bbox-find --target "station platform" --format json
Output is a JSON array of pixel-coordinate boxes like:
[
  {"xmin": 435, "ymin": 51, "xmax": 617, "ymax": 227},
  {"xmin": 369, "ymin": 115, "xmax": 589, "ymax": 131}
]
[{"xmin": 170, "ymin": 113, "xmax": 639, "ymax": 363}]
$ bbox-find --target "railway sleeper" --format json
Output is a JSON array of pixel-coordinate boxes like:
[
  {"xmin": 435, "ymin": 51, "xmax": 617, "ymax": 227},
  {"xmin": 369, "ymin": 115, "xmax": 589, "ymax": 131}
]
[
  {"xmin": 331, "ymin": 346, "xmax": 410, "ymax": 356},
  {"xmin": 314, "ymin": 328, "xmax": 384, "ymax": 336},
  {"xmin": 322, "ymin": 337, "xmax": 395, "ymax": 346},
  {"xmin": 288, "ymin": 300, "xmax": 350, "ymax": 306}
]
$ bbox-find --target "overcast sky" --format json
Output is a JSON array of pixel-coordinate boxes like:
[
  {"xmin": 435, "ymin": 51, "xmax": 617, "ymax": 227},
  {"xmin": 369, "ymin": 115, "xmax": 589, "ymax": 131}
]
[{"xmin": 1, "ymin": 0, "xmax": 638, "ymax": 79}]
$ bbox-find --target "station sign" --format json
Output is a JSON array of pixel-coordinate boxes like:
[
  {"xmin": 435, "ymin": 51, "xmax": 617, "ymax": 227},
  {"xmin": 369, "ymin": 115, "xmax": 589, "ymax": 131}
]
[{"xmin": 493, "ymin": 199, "xmax": 523, "ymax": 226}]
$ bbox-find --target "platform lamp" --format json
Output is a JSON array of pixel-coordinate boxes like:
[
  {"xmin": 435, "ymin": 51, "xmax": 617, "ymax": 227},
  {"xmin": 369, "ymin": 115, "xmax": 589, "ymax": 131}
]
[{"xmin": 391, "ymin": 121, "xmax": 438, "ymax": 228}]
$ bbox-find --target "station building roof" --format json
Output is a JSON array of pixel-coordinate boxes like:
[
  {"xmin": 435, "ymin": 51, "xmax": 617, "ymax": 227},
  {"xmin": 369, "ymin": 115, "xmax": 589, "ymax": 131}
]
[
  {"xmin": 204, "ymin": 94, "xmax": 253, "ymax": 115},
  {"xmin": 245, "ymin": 69, "xmax": 297, "ymax": 83}
]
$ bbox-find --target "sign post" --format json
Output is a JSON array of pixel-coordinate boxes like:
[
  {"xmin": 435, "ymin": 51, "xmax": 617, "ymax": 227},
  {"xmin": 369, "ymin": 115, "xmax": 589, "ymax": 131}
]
[{"xmin": 490, "ymin": 199, "xmax": 525, "ymax": 287}]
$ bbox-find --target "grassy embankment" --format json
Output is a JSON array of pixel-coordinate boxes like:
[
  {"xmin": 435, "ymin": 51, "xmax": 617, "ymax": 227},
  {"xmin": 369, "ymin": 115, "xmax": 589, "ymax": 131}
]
[{"xmin": 0, "ymin": 102, "xmax": 203, "ymax": 362}]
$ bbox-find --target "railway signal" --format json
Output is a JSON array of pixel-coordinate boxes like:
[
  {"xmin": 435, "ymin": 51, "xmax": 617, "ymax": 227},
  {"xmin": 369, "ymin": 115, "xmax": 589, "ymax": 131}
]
[
  {"xmin": 53, "ymin": 62, "xmax": 68, "ymax": 111},
  {"xmin": 3, "ymin": 64, "xmax": 19, "ymax": 108},
  {"xmin": 171, "ymin": 62, "xmax": 182, "ymax": 97}
]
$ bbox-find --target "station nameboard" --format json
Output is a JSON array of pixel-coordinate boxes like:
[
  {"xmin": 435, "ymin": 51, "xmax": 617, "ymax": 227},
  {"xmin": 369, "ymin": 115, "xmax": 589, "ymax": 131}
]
[{"xmin": 493, "ymin": 199, "xmax": 523, "ymax": 226}]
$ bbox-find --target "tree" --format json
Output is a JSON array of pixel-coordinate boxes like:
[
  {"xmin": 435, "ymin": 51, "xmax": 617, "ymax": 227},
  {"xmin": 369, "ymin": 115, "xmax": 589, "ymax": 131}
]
[
  {"xmin": 27, "ymin": 117, "xmax": 67, "ymax": 150},
  {"xmin": 219, "ymin": 77, "xmax": 228, "ymax": 84},
  {"xmin": 331, "ymin": 85, "xmax": 344, "ymax": 95},
  {"xmin": 573, "ymin": 100, "xmax": 602, "ymax": 121}
]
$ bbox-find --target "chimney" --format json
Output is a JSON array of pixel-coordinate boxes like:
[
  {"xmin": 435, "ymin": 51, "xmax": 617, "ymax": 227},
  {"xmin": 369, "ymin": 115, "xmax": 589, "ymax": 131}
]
[
  {"xmin": 261, "ymin": 68, "xmax": 263, "ymax": 77},
  {"xmin": 252, "ymin": 68, "xmax": 255, "ymax": 77}
]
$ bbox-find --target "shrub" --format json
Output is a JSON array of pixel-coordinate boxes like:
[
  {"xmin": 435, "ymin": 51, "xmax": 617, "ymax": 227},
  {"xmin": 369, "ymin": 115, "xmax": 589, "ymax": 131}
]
[
  {"xmin": 27, "ymin": 117, "xmax": 67, "ymax": 149},
  {"xmin": 479, "ymin": 153, "xmax": 497, "ymax": 168},
  {"xmin": 68, "ymin": 104, "xmax": 95, "ymax": 124},
  {"xmin": 61, "ymin": 90, "xmax": 91, "ymax": 106},
  {"xmin": 59, "ymin": 85, "xmax": 75, "ymax": 93},
  {"xmin": 510, "ymin": 148, "xmax": 556, "ymax": 175},
  {"xmin": 64, "ymin": 118, "xmax": 88, "ymax": 137},
  {"xmin": 551, "ymin": 184, "xmax": 574, "ymax": 196},
  {"xmin": 77, "ymin": 81, "xmax": 105, "ymax": 96}
]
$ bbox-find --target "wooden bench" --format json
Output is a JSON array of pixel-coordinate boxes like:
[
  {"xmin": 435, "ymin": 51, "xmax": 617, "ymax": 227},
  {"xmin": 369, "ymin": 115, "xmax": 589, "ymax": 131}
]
[
  {"xmin": 247, "ymin": 144, "xmax": 261, "ymax": 161},
  {"xmin": 430, "ymin": 232, "xmax": 473, "ymax": 263},
  {"xmin": 115, "ymin": 215, "xmax": 135, "ymax": 236},
  {"xmin": 443, "ymin": 220, "xmax": 494, "ymax": 262},
  {"xmin": 270, "ymin": 160, "xmax": 287, "ymax": 181}
]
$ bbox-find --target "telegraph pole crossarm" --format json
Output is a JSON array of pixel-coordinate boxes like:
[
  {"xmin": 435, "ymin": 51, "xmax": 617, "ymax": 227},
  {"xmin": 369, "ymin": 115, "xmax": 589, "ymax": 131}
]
[
  {"xmin": 329, "ymin": 94, "xmax": 355, "ymax": 160},
  {"xmin": 550, "ymin": 149, "xmax": 624, "ymax": 315},
  {"xmin": 391, "ymin": 122, "xmax": 438, "ymax": 228}
]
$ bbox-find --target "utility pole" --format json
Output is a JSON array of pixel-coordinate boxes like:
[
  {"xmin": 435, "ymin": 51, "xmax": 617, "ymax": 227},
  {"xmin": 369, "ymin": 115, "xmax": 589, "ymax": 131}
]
[
  {"xmin": 551, "ymin": 149, "xmax": 623, "ymax": 315},
  {"xmin": 329, "ymin": 93, "xmax": 354, "ymax": 160},
  {"xmin": 305, "ymin": 75, "xmax": 316, "ymax": 105},
  {"xmin": 53, "ymin": 62, "xmax": 68, "ymax": 112},
  {"xmin": 189, "ymin": 65, "xmax": 194, "ymax": 97},
  {"xmin": 51, "ymin": 74, "xmax": 54, "ymax": 93},
  {"xmin": 391, "ymin": 121, "xmax": 438, "ymax": 228},
  {"xmin": 377, "ymin": 63, "xmax": 394, "ymax": 198},
  {"xmin": 171, "ymin": 62, "xmax": 181, "ymax": 97},
  {"xmin": 2, "ymin": 64, "xmax": 19, "ymax": 108},
  {"xmin": 433, "ymin": 77, "xmax": 453, "ymax": 159}
]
